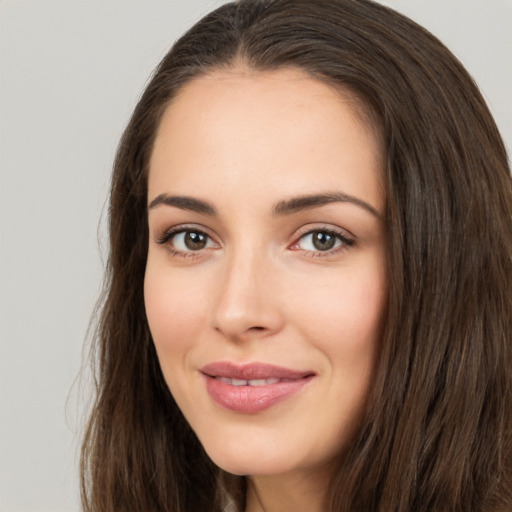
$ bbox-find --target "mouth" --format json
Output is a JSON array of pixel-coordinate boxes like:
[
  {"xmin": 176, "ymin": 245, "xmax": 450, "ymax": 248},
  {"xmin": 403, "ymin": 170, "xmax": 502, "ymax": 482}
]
[
  {"xmin": 200, "ymin": 362, "xmax": 315, "ymax": 413},
  {"xmin": 215, "ymin": 377, "xmax": 291, "ymax": 386}
]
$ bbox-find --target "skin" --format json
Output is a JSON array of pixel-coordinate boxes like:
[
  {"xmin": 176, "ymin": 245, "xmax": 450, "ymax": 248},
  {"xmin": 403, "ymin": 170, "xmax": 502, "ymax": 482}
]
[{"xmin": 144, "ymin": 67, "xmax": 387, "ymax": 512}]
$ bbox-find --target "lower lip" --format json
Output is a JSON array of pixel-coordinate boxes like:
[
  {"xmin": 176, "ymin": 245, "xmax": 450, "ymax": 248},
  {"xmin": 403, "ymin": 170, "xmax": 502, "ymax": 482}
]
[{"xmin": 203, "ymin": 375, "xmax": 314, "ymax": 414}]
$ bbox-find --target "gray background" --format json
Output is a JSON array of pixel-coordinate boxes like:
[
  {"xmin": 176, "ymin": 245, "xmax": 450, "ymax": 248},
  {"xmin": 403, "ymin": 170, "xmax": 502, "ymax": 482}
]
[{"xmin": 1, "ymin": 1, "xmax": 511, "ymax": 510}]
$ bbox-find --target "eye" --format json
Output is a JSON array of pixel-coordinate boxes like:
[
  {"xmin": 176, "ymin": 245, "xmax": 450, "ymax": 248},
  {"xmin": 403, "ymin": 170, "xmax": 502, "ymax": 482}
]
[
  {"xmin": 157, "ymin": 228, "xmax": 217, "ymax": 253},
  {"xmin": 173, "ymin": 230, "xmax": 215, "ymax": 251},
  {"xmin": 291, "ymin": 228, "xmax": 354, "ymax": 255},
  {"xmin": 299, "ymin": 231, "xmax": 340, "ymax": 251}
]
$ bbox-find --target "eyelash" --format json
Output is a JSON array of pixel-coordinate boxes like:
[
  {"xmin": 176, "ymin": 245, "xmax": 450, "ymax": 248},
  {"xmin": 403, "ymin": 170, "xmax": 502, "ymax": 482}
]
[{"xmin": 156, "ymin": 225, "xmax": 355, "ymax": 259}]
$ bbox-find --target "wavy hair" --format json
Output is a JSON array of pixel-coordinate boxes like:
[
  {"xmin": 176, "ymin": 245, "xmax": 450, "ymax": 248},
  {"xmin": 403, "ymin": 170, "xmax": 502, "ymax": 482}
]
[{"xmin": 81, "ymin": 1, "xmax": 512, "ymax": 510}]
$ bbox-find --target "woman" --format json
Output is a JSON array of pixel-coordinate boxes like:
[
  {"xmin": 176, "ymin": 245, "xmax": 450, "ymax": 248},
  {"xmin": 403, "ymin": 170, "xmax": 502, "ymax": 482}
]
[{"xmin": 80, "ymin": 0, "xmax": 512, "ymax": 511}]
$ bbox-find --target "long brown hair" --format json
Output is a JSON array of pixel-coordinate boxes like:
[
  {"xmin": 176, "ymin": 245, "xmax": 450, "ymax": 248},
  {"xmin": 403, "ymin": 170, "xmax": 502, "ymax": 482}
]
[{"xmin": 80, "ymin": 1, "xmax": 512, "ymax": 510}]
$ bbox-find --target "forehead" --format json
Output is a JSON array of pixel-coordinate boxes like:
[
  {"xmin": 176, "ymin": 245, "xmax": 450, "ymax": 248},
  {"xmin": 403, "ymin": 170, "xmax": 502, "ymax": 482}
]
[
  {"xmin": 148, "ymin": 67, "xmax": 384, "ymax": 213},
  {"xmin": 154, "ymin": 66, "xmax": 379, "ymax": 148}
]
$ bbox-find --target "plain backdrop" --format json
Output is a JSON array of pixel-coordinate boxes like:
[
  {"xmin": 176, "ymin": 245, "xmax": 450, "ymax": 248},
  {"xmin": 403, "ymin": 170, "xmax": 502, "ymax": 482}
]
[{"xmin": 1, "ymin": 1, "xmax": 511, "ymax": 510}]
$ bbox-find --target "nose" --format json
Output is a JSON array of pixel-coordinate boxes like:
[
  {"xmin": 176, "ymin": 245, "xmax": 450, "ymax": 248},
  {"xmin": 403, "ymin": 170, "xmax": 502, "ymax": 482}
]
[{"xmin": 211, "ymin": 249, "xmax": 284, "ymax": 340}]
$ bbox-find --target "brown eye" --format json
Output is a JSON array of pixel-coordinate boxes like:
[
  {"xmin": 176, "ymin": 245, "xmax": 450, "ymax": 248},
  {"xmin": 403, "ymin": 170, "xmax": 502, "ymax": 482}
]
[
  {"xmin": 183, "ymin": 231, "xmax": 208, "ymax": 250},
  {"xmin": 162, "ymin": 230, "xmax": 216, "ymax": 252},
  {"xmin": 311, "ymin": 231, "xmax": 336, "ymax": 251},
  {"xmin": 295, "ymin": 229, "xmax": 354, "ymax": 254},
  {"xmin": 298, "ymin": 230, "xmax": 340, "ymax": 252}
]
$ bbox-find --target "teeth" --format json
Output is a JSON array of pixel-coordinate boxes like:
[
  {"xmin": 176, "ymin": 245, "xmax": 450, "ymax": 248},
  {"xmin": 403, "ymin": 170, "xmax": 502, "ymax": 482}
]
[
  {"xmin": 216, "ymin": 377, "xmax": 283, "ymax": 386},
  {"xmin": 248, "ymin": 379, "xmax": 267, "ymax": 386}
]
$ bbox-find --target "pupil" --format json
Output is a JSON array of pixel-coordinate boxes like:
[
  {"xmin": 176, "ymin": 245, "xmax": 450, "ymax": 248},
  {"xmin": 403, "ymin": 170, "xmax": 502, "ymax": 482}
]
[
  {"xmin": 312, "ymin": 231, "xmax": 335, "ymax": 251},
  {"xmin": 185, "ymin": 231, "xmax": 207, "ymax": 250}
]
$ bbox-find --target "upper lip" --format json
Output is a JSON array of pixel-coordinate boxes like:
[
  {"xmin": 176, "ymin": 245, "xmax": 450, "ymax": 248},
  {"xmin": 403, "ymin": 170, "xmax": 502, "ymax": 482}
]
[{"xmin": 200, "ymin": 361, "xmax": 315, "ymax": 380}]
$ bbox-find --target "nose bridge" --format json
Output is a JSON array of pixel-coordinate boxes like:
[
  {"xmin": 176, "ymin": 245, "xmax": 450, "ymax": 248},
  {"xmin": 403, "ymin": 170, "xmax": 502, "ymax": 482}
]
[{"xmin": 211, "ymin": 242, "xmax": 282, "ymax": 339}]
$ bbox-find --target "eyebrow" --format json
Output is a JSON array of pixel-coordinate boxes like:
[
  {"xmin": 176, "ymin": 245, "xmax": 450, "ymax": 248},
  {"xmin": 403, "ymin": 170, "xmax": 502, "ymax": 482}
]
[
  {"xmin": 148, "ymin": 191, "xmax": 382, "ymax": 219},
  {"xmin": 148, "ymin": 194, "xmax": 217, "ymax": 215},
  {"xmin": 272, "ymin": 192, "xmax": 382, "ymax": 219}
]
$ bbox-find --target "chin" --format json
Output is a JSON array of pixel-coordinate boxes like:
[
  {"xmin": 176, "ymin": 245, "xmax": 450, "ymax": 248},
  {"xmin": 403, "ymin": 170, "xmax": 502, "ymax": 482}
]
[
  {"xmin": 197, "ymin": 427, "xmax": 324, "ymax": 478},
  {"xmin": 208, "ymin": 451, "xmax": 299, "ymax": 477}
]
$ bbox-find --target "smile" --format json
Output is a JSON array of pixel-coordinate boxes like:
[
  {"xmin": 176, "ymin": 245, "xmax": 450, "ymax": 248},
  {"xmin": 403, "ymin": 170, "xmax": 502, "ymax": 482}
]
[
  {"xmin": 200, "ymin": 362, "xmax": 315, "ymax": 414},
  {"xmin": 216, "ymin": 377, "xmax": 288, "ymax": 386}
]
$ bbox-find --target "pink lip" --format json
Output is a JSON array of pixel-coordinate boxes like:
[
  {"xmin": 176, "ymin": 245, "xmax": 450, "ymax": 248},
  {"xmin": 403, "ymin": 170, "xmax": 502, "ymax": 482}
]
[{"xmin": 201, "ymin": 362, "xmax": 315, "ymax": 414}]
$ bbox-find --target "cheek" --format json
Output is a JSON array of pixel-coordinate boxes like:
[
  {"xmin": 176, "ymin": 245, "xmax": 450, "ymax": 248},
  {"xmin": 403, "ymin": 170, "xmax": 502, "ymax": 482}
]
[
  {"xmin": 288, "ymin": 256, "xmax": 387, "ymax": 426},
  {"xmin": 313, "ymin": 265, "xmax": 386, "ymax": 431},
  {"xmin": 293, "ymin": 261, "xmax": 387, "ymax": 350},
  {"xmin": 144, "ymin": 265, "xmax": 207, "ymax": 359}
]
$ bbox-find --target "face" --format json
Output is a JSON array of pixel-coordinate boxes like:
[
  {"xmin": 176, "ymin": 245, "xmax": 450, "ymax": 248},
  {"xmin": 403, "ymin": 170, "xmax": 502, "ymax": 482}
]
[{"xmin": 144, "ymin": 68, "xmax": 387, "ymax": 482}]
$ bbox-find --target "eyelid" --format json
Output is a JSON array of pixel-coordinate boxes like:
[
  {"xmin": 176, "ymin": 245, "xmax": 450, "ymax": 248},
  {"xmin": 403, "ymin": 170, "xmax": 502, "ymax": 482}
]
[
  {"xmin": 155, "ymin": 223, "xmax": 217, "ymax": 245},
  {"xmin": 292, "ymin": 223, "xmax": 355, "ymax": 241}
]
